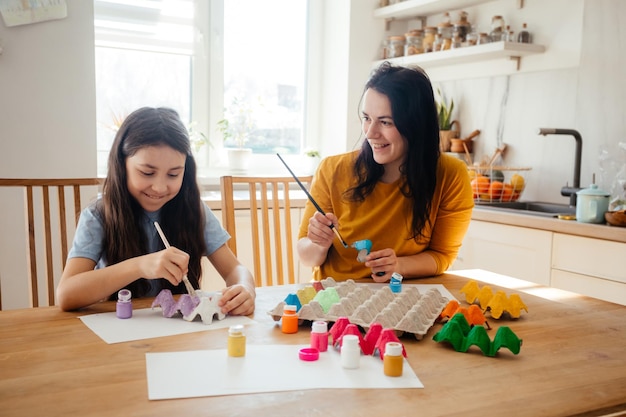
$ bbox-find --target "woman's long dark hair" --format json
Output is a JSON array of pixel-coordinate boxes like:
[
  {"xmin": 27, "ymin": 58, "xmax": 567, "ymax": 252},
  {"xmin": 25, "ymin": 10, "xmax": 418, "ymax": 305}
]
[
  {"xmin": 101, "ymin": 107, "xmax": 206, "ymax": 298},
  {"xmin": 347, "ymin": 62, "xmax": 440, "ymax": 241}
]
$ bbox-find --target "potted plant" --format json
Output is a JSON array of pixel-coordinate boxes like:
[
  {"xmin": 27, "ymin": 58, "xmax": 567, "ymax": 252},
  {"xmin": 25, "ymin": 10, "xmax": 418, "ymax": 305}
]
[
  {"xmin": 302, "ymin": 148, "xmax": 321, "ymax": 174},
  {"xmin": 217, "ymin": 97, "xmax": 256, "ymax": 171},
  {"xmin": 436, "ymin": 88, "xmax": 460, "ymax": 153}
]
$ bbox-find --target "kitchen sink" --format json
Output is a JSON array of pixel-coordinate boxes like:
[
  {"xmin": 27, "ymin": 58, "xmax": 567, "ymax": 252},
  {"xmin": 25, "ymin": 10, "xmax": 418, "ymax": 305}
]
[{"xmin": 476, "ymin": 201, "xmax": 576, "ymax": 218}]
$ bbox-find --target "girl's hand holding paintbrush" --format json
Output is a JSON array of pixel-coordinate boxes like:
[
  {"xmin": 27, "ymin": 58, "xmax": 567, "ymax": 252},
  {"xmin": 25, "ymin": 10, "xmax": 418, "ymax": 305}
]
[{"xmin": 138, "ymin": 247, "xmax": 191, "ymax": 288}]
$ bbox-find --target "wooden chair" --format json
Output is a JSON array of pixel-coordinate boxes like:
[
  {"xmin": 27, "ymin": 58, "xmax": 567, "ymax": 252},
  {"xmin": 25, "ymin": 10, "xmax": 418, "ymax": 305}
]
[
  {"xmin": 220, "ymin": 175, "xmax": 313, "ymax": 287},
  {"xmin": 0, "ymin": 178, "xmax": 102, "ymax": 309}
]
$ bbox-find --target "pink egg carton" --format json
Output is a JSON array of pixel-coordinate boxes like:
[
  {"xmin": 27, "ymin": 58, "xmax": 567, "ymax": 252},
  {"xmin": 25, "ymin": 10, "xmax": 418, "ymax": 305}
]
[{"xmin": 268, "ymin": 278, "xmax": 449, "ymax": 340}]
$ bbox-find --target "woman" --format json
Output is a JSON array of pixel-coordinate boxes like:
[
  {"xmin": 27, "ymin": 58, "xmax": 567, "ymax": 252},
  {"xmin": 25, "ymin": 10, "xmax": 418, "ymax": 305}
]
[
  {"xmin": 57, "ymin": 107, "xmax": 255, "ymax": 313},
  {"xmin": 297, "ymin": 62, "xmax": 473, "ymax": 282}
]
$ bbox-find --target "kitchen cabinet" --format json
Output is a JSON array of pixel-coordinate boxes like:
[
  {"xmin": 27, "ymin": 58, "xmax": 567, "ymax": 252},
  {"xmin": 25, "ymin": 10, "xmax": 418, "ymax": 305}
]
[
  {"xmin": 454, "ymin": 215, "xmax": 626, "ymax": 306},
  {"xmin": 453, "ymin": 220, "xmax": 553, "ymax": 286},
  {"xmin": 551, "ymin": 234, "xmax": 626, "ymax": 306}
]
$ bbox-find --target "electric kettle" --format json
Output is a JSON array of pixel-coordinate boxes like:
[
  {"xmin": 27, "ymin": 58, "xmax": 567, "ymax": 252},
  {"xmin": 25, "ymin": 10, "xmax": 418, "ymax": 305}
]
[{"xmin": 576, "ymin": 184, "xmax": 610, "ymax": 224}]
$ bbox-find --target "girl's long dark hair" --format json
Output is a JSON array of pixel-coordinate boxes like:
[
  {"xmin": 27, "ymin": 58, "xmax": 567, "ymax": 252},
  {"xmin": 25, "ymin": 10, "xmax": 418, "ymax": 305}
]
[
  {"xmin": 101, "ymin": 107, "xmax": 206, "ymax": 298},
  {"xmin": 347, "ymin": 62, "xmax": 440, "ymax": 241}
]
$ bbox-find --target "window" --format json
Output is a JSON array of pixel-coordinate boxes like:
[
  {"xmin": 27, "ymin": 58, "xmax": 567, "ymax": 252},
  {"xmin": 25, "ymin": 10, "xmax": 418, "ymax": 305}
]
[
  {"xmin": 223, "ymin": 0, "xmax": 306, "ymax": 155},
  {"xmin": 93, "ymin": 0, "xmax": 308, "ymax": 177}
]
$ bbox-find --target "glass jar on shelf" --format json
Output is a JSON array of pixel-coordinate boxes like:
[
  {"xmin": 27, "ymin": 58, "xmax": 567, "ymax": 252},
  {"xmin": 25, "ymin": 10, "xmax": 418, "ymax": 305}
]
[
  {"xmin": 517, "ymin": 22, "xmax": 532, "ymax": 43},
  {"xmin": 437, "ymin": 22, "xmax": 453, "ymax": 50},
  {"xmin": 433, "ymin": 33, "xmax": 443, "ymax": 52},
  {"xmin": 386, "ymin": 35, "xmax": 406, "ymax": 58},
  {"xmin": 505, "ymin": 26, "xmax": 515, "ymax": 42},
  {"xmin": 453, "ymin": 10, "xmax": 471, "ymax": 41},
  {"xmin": 423, "ymin": 26, "xmax": 437, "ymax": 53},
  {"xmin": 451, "ymin": 35, "xmax": 463, "ymax": 49},
  {"xmin": 466, "ymin": 28, "xmax": 478, "ymax": 46},
  {"xmin": 489, "ymin": 15, "xmax": 505, "ymax": 42},
  {"xmin": 380, "ymin": 39, "xmax": 389, "ymax": 59},
  {"xmin": 404, "ymin": 30, "xmax": 424, "ymax": 55},
  {"xmin": 477, "ymin": 32, "xmax": 490, "ymax": 45}
]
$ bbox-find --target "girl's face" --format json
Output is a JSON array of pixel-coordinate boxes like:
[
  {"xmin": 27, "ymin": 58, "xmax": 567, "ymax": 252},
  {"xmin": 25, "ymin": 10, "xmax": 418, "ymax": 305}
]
[
  {"xmin": 125, "ymin": 145, "xmax": 186, "ymax": 212},
  {"xmin": 361, "ymin": 88, "xmax": 407, "ymax": 179}
]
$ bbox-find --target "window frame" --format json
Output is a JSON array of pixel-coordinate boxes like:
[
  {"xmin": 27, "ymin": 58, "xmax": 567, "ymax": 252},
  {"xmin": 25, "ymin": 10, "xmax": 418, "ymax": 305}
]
[
  {"xmin": 193, "ymin": 0, "xmax": 321, "ymax": 178},
  {"xmin": 94, "ymin": 0, "xmax": 321, "ymax": 179}
]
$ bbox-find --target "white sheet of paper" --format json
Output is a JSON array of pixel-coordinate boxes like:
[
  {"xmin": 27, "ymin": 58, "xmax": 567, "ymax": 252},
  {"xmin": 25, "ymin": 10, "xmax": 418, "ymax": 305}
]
[
  {"xmin": 146, "ymin": 344, "xmax": 423, "ymax": 399},
  {"xmin": 79, "ymin": 308, "xmax": 255, "ymax": 344}
]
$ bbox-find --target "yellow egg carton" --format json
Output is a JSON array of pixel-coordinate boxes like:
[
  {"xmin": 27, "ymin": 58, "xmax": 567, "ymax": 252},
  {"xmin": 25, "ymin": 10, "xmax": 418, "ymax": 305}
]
[{"xmin": 459, "ymin": 280, "xmax": 528, "ymax": 319}]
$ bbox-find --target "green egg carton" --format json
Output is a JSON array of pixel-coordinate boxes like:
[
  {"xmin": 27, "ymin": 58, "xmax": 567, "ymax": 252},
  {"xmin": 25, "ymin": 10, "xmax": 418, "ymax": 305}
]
[{"xmin": 432, "ymin": 313, "xmax": 522, "ymax": 357}]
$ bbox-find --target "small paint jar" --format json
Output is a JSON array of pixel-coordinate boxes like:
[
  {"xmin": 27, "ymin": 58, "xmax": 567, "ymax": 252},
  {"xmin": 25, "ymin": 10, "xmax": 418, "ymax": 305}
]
[
  {"xmin": 116, "ymin": 289, "xmax": 132, "ymax": 319},
  {"xmin": 341, "ymin": 335, "xmax": 360, "ymax": 369},
  {"xmin": 310, "ymin": 321, "xmax": 329, "ymax": 352},
  {"xmin": 389, "ymin": 272, "xmax": 403, "ymax": 293},
  {"xmin": 383, "ymin": 342, "xmax": 403, "ymax": 377},
  {"xmin": 227, "ymin": 324, "xmax": 246, "ymax": 357},
  {"xmin": 281, "ymin": 304, "xmax": 299, "ymax": 334}
]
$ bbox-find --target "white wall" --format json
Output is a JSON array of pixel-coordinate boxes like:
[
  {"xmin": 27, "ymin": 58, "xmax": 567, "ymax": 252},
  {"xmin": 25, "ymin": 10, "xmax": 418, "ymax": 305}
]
[
  {"xmin": 431, "ymin": 0, "xmax": 625, "ymax": 204},
  {"xmin": 0, "ymin": 1, "xmax": 96, "ymax": 309}
]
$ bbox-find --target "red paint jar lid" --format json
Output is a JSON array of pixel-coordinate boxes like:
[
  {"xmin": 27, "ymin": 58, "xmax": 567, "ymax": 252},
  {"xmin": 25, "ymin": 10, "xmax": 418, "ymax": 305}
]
[{"xmin": 299, "ymin": 347, "xmax": 320, "ymax": 361}]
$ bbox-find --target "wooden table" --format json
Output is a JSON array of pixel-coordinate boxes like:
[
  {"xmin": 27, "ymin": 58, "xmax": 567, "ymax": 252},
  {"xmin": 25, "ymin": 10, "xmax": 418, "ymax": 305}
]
[{"xmin": 1, "ymin": 270, "xmax": 625, "ymax": 417}]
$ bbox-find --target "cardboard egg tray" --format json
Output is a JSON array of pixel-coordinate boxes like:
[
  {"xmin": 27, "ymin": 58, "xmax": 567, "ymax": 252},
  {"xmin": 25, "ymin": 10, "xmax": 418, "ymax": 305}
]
[{"xmin": 268, "ymin": 278, "xmax": 449, "ymax": 340}]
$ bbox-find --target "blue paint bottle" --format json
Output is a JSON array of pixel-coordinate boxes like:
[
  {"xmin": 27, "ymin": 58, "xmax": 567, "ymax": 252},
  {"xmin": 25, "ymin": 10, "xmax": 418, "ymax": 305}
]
[{"xmin": 389, "ymin": 272, "xmax": 403, "ymax": 293}]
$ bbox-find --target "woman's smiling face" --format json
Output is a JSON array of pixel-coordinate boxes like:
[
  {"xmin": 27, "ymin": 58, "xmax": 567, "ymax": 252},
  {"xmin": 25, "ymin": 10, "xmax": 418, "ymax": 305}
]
[
  {"xmin": 125, "ymin": 145, "xmax": 186, "ymax": 212},
  {"xmin": 361, "ymin": 88, "xmax": 407, "ymax": 180}
]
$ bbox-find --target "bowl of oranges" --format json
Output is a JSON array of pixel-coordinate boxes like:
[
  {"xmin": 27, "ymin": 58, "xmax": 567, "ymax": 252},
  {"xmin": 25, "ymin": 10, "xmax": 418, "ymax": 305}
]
[{"xmin": 468, "ymin": 166, "xmax": 531, "ymax": 203}]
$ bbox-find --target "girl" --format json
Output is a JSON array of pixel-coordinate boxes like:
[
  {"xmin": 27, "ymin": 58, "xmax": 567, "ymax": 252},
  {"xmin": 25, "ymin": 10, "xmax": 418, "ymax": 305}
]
[
  {"xmin": 297, "ymin": 62, "xmax": 474, "ymax": 282},
  {"xmin": 57, "ymin": 107, "xmax": 255, "ymax": 314}
]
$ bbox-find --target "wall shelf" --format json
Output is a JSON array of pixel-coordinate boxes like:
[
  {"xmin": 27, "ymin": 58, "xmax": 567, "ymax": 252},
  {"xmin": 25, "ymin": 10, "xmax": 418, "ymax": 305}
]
[
  {"xmin": 373, "ymin": 0, "xmax": 495, "ymax": 19},
  {"xmin": 374, "ymin": 41, "xmax": 545, "ymax": 70}
]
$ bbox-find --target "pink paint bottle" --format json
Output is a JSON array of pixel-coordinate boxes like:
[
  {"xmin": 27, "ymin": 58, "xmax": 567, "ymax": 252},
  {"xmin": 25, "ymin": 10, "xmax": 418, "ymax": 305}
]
[{"xmin": 310, "ymin": 321, "xmax": 328, "ymax": 352}]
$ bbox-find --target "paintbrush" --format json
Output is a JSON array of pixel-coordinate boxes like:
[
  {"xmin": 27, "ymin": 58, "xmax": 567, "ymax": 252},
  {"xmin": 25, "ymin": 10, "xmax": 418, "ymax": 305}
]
[
  {"xmin": 276, "ymin": 153, "xmax": 349, "ymax": 248},
  {"xmin": 154, "ymin": 221, "xmax": 196, "ymax": 295}
]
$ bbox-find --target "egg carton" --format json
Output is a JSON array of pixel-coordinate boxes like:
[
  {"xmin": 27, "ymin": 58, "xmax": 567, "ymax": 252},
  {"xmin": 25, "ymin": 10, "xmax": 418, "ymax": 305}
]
[
  {"xmin": 459, "ymin": 280, "xmax": 528, "ymax": 319},
  {"xmin": 151, "ymin": 289, "xmax": 226, "ymax": 325},
  {"xmin": 268, "ymin": 279, "xmax": 449, "ymax": 340}
]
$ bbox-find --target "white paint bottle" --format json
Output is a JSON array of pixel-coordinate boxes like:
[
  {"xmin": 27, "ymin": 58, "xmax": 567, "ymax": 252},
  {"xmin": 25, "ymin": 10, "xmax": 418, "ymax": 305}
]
[{"xmin": 341, "ymin": 335, "xmax": 360, "ymax": 369}]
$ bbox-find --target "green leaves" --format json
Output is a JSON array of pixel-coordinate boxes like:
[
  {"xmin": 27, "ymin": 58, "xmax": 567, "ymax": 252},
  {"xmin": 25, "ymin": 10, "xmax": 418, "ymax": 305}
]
[{"xmin": 436, "ymin": 88, "xmax": 455, "ymax": 130}]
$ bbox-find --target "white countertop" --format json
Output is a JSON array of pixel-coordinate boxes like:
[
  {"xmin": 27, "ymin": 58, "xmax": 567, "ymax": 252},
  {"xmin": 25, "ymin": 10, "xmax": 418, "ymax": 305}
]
[{"xmin": 472, "ymin": 205, "xmax": 626, "ymax": 243}]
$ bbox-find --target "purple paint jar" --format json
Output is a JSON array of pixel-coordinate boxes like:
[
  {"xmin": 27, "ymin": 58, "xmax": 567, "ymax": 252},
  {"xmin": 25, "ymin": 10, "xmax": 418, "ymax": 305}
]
[{"xmin": 116, "ymin": 289, "xmax": 132, "ymax": 319}]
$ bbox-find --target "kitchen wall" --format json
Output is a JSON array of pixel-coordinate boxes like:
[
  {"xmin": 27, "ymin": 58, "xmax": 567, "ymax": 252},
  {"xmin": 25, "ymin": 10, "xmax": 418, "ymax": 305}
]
[
  {"xmin": 0, "ymin": 1, "xmax": 96, "ymax": 309},
  {"xmin": 0, "ymin": 0, "xmax": 624, "ymax": 309},
  {"xmin": 352, "ymin": 0, "xmax": 626, "ymax": 204},
  {"xmin": 441, "ymin": 0, "xmax": 626, "ymax": 204}
]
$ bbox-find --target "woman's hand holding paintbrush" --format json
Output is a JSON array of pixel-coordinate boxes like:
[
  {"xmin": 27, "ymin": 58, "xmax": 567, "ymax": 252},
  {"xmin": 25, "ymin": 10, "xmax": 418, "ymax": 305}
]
[
  {"xmin": 306, "ymin": 211, "xmax": 343, "ymax": 248},
  {"xmin": 276, "ymin": 153, "xmax": 348, "ymax": 248},
  {"xmin": 277, "ymin": 153, "xmax": 387, "ymax": 278}
]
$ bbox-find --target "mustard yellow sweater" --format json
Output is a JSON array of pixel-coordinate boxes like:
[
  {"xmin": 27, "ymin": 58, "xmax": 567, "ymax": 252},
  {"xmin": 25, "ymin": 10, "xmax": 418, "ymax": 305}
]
[{"xmin": 298, "ymin": 151, "xmax": 474, "ymax": 281}]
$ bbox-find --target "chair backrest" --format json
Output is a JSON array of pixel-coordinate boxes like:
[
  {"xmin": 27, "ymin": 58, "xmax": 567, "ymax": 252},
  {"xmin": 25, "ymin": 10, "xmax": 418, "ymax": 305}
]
[
  {"xmin": 220, "ymin": 175, "xmax": 313, "ymax": 287},
  {"xmin": 0, "ymin": 178, "xmax": 102, "ymax": 309}
]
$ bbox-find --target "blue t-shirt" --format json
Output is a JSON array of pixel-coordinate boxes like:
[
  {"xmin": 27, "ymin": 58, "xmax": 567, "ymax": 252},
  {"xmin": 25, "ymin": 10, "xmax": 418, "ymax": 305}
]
[{"xmin": 68, "ymin": 200, "xmax": 230, "ymax": 295}]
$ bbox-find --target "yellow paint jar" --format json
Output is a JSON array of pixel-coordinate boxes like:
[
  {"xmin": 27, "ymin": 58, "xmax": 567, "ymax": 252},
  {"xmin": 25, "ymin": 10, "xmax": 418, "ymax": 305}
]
[{"xmin": 383, "ymin": 342, "xmax": 403, "ymax": 377}]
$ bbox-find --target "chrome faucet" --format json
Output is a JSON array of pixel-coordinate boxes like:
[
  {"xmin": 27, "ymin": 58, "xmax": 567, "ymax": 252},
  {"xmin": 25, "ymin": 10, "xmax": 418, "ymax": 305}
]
[{"xmin": 537, "ymin": 128, "xmax": 583, "ymax": 206}]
